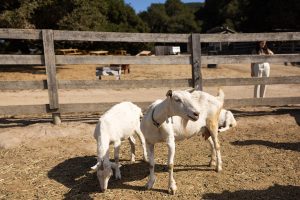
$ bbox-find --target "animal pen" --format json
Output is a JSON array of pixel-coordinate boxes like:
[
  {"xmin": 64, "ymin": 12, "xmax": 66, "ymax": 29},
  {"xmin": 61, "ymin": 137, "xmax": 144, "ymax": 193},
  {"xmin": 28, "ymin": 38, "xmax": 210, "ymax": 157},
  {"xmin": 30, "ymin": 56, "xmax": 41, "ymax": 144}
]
[{"xmin": 0, "ymin": 29, "xmax": 299, "ymax": 124}]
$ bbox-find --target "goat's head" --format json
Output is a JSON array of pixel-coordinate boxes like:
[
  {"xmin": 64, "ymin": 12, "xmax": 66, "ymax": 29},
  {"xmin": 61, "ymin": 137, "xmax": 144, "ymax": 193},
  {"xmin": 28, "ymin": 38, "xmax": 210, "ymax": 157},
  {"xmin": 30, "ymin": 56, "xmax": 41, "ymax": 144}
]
[
  {"xmin": 93, "ymin": 160, "xmax": 113, "ymax": 192},
  {"xmin": 166, "ymin": 90, "xmax": 199, "ymax": 121}
]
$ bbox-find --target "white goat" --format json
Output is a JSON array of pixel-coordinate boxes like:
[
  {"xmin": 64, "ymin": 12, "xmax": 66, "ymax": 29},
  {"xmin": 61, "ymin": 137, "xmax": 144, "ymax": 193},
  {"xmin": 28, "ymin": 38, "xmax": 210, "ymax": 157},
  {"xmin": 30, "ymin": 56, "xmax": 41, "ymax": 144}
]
[
  {"xmin": 141, "ymin": 89, "xmax": 224, "ymax": 194},
  {"xmin": 218, "ymin": 109, "xmax": 237, "ymax": 133},
  {"xmin": 91, "ymin": 101, "xmax": 147, "ymax": 192}
]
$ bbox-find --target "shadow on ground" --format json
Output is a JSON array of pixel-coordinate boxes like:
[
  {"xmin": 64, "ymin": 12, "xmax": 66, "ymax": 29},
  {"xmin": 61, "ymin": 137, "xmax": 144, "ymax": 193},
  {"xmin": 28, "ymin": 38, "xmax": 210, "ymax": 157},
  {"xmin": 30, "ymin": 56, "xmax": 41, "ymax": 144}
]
[
  {"xmin": 231, "ymin": 107, "xmax": 300, "ymax": 125},
  {"xmin": 0, "ymin": 115, "xmax": 99, "ymax": 128},
  {"xmin": 231, "ymin": 140, "xmax": 300, "ymax": 152},
  {"xmin": 48, "ymin": 156, "xmax": 155, "ymax": 199},
  {"xmin": 202, "ymin": 184, "xmax": 300, "ymax": 200},
  {"xmin": 48, "ymin": 156, "xmax": 214, "ymax": 199}
]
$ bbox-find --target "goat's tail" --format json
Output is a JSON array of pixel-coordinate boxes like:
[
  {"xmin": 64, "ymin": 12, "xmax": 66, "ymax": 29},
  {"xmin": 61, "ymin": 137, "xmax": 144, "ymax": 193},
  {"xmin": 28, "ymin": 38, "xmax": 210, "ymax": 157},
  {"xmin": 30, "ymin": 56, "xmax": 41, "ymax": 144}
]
[{"xmin": 216, "ymin": 88, "xmax": 225, "ymax": 105}]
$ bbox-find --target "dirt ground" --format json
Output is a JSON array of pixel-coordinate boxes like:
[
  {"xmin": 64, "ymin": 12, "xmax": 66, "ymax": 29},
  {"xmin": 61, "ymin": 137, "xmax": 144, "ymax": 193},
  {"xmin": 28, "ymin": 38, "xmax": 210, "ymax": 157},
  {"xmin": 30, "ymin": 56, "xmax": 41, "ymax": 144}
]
[{"xmin": 0, "ymin": 63, "xmax": 300, "ymax": 199}]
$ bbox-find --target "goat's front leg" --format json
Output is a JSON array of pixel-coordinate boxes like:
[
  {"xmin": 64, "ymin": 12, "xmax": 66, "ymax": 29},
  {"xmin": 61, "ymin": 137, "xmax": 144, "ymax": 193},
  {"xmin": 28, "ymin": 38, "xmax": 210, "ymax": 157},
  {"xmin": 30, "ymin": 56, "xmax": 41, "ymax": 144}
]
[
  {"xmin": 167, "ymin": 135, "xmax": 177, "ymax": 194},
  {"xmin": 128, "ymin": 136, "xmax": 136, "ymax": 162},
  {"xmin": 114, "ymin": 140, "xmax": 122, "ymax": 179},
  {"xmin": 145, "ymin": 142, "xmax": 156, "ymax": 190}
]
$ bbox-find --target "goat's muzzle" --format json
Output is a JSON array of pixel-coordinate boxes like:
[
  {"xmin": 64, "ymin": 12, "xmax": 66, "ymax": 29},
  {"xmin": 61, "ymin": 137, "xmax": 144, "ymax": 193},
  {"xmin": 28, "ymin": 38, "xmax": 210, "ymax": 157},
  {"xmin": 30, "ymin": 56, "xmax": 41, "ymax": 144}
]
[{"xmin": 188, "ymin": 112, "xmax": 199, "ymax": 121}]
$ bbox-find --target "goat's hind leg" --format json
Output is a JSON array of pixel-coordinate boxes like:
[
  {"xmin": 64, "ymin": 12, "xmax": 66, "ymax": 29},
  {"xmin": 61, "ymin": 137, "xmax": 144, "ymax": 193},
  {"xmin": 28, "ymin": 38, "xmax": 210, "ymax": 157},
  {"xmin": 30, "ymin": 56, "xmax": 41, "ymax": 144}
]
[
  {"xmin": 128, "ymin": 136, "xmax": 136, "ymax": 162},
  {"xmin": 208, "ymin": 136, "xmax": 217, "ymax": 167},
  {"xmin": 210, "ymin": 131, "xmax": 222, "ymax": 172},
  {"xmin": 145, "ymin": 142, "xmax": 156, "ymax": 190},
  {"xmin": 208, "ymin": 122, "xmax": 222, "ymax": 172}
]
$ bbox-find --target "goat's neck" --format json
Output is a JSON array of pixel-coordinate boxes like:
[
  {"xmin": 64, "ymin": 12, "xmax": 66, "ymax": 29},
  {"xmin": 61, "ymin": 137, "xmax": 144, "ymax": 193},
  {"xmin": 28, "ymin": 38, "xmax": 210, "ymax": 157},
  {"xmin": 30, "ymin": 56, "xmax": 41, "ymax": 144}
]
[
  {"xmin": 97, "ymin": 135, "xmax": 110, "ymax": 162},
  {"xmin": 152, "ymin": 99, "xmax": 171, "ymax": 126}
]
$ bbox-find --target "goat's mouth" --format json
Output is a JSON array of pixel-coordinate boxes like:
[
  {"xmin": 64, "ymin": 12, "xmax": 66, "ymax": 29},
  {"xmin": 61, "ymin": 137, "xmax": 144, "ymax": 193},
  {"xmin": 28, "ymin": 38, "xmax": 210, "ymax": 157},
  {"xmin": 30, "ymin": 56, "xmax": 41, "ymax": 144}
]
[{"xmin": 187, "ymin": 114, "xmax": 199, "ymax": 121}]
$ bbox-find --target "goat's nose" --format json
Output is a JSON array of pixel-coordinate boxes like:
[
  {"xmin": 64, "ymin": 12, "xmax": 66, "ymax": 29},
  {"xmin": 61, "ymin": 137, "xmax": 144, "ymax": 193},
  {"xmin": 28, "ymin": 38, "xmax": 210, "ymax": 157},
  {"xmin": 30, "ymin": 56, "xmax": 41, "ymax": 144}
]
[{"xmin": 193, "ymin": 112, "xmax": 199, "ymax": 117}]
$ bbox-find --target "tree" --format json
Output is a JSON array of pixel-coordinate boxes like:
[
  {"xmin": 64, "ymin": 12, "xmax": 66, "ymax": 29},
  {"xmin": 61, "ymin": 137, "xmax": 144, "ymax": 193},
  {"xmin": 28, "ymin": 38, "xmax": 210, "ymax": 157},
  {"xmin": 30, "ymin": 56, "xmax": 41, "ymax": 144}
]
[
  {"xmin": 197, "ymin": 0, "xmax": 300, "ymax": 32},
  {"xmin": 139, "ymin": 0, "xmax": 201, "ymax": 33}
]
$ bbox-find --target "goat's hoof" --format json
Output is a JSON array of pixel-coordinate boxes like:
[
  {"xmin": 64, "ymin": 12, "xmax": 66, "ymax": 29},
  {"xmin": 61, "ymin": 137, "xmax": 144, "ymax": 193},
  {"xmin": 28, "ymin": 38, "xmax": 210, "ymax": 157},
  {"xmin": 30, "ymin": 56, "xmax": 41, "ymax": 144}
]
[
  {"xmin": 216, "ymin": 166, "xmax": 222, "ymax": 172},
  {"xmin": 130, "ymin": 155, "xmax": 136, "ymax": 163},
  {"xmin": 115, "ymin": 171, "xmax": 122, "ymax": 180},
  {"xmin": 168, "ymin": 185, "xmax": 177, "ymax": 195},
  {"xmin": 143, "ymin": 157, "xmax": 149, "ymax": 163},
  {"xmin": 209, "ymin": 161, "xmax": 216, "ymax": 167},
  {"xmin": 145, "ymin": 177, "xmax": 156, "ymax": 190}
]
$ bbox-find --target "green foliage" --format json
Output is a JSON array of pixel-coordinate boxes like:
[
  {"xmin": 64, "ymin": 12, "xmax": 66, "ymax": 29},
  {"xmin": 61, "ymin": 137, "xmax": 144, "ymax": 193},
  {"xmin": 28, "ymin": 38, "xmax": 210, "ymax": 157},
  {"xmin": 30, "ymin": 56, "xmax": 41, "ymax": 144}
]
[
  {"xmin": 197, "ymin": 0, "xmax": 300, "ymax": 32},
  {"xmin": 0, "ymin": 0, "xmax": 298, "ymax": 46},
  {"xmin": 139, "ymin": 0, "xmax": 202, "ymax": 33}
]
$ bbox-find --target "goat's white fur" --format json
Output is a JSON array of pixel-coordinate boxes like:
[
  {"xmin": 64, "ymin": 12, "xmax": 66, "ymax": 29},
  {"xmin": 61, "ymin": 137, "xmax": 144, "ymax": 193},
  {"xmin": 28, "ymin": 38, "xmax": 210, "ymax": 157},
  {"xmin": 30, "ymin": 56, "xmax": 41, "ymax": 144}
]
[
  {"xmin": 218, "ymin": 109, "xmax": 237, "ymax": 132},
  {"xmin": 92, "ymin": 101, "xmax": 147, "ymax": 192},
  {"xmin": 141, "ymin": 89, "xmax": 224, "ymax": 194}
]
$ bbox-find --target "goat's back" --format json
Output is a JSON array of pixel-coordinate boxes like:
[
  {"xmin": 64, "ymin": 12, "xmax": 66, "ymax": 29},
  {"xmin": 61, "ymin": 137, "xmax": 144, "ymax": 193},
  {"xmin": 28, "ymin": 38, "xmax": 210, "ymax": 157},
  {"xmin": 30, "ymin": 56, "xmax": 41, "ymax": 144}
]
[{"xmin": 95, "ymin": 102, "xmax": 142, "ymax": 141}]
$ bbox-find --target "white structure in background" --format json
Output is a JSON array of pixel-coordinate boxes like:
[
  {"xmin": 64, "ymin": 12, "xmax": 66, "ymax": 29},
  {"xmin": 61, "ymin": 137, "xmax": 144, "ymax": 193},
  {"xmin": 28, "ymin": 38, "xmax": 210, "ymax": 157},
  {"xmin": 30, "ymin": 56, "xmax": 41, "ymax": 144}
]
[{"xmin": 169, "ymin": 46, "xmax": 180, "ymax": 55}]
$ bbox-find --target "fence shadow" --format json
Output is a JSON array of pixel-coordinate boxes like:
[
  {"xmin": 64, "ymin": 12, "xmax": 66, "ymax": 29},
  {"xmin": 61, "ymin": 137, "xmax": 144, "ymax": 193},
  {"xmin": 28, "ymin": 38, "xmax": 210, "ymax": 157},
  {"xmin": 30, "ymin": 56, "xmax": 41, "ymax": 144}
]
[
  {"xmin": 0, "ymin": 115, "xmax": 99, "ymax": 128},
  {"xmin": 202, "ymin": 184, "xmax": 300, "ymax": 200},
  {"xmin": 231, "ymin": 140, "xmax": 300, "ymax": 152},
  {"xmin": 231, "ymin": 107, "xmax": 300, "ymax": 125}
]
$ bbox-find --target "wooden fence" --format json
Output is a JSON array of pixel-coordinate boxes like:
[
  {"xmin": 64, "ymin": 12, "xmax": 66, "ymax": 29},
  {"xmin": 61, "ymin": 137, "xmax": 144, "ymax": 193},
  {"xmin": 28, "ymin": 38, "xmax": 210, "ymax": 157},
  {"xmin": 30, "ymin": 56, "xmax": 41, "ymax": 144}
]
[{"xmin": 0, "ymin": 29, "xmax": 300, "ymax": 124}]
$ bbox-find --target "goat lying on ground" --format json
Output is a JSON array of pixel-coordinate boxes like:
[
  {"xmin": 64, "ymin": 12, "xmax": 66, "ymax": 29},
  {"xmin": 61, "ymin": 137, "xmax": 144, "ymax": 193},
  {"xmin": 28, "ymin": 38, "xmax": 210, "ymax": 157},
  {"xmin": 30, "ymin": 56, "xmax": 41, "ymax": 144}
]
[
  {"xmin": 141, "ymin": 89, "xmax": 224, "ymax": 194},
  {"xmin": 91, "ymin": 101, "xmax": 147, "ymax": 192},
  {"xmin": 218, "ymin": 109, "xmax": 237, "ymax": 132}
]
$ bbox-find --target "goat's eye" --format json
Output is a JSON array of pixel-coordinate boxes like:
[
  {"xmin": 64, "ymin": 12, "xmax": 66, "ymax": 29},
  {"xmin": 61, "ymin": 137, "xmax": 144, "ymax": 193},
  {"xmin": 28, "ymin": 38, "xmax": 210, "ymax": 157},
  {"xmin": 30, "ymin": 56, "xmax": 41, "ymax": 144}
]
[{"xmin": 173, "ymin": 97, "xmax": 181, "ymax": 102}]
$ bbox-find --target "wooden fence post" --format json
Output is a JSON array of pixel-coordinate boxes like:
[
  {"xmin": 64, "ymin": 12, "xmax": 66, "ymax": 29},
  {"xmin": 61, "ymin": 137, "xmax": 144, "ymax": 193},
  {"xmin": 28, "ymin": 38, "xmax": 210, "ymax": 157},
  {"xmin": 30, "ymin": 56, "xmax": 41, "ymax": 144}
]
[
  {"xmin": 190, "ymin": 33, "xmax": 203, "ymax": 90},
  {"xmin": 42, "ymin": 29, "xmax": 61, "ymax": 124}
]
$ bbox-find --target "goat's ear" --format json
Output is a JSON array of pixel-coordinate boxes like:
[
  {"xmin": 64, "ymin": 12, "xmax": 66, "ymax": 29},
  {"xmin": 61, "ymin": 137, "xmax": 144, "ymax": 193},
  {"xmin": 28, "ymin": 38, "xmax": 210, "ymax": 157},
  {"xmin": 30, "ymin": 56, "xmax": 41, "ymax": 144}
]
[{"xmin": 166, "ymin": 90, "xmax": 172, "ymax": 97}]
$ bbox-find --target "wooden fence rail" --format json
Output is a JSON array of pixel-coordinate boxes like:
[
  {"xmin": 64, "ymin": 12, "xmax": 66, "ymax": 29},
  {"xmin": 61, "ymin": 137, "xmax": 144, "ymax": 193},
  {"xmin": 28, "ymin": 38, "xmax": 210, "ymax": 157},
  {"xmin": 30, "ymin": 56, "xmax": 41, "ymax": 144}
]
[{"xmin": 0, "ymin": 28, "xmax": 299, "ymax": 124}]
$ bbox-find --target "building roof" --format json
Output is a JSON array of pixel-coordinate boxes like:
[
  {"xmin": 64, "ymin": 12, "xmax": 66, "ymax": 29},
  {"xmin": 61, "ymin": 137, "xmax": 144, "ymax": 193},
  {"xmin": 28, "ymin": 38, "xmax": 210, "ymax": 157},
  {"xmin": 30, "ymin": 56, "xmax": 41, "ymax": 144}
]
[{"xmin": 207, "ymin": 26, "xmax": 236, "ymax": 34}]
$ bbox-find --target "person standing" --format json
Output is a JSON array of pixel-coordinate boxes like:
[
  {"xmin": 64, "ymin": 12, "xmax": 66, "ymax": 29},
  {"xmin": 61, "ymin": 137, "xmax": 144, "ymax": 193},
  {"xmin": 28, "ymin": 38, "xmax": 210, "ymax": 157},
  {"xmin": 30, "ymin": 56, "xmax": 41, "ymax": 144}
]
[{"xmin": 251, "ymin": 41, "xmax": 274, "ymax": 98}]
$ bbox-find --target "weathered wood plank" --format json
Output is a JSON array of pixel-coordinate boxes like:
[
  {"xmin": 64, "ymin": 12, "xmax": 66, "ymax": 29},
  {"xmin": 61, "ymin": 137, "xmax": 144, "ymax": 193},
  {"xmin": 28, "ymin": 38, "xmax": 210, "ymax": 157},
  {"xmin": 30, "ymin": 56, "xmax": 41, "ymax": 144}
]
[
  {"xmin": 0, "ymin": 105, "xmax": 48, "ymax": 115},
  {"xmin": 224, "ymin": 97, "xmax": 300, "ymax": 107},
  {"xmin": 53, "ymin": 30, "xmax": 189, "ymax": 43},
  {"xmin": 0, "ymin": 55, "xmax": 43, "ymax": 65},
  {"xmin": 0, "ymin": 80, "xmax": 47, "ymax": 90},
  {"xmin": 201, "ymin": 32, "xmax": 300, "ymax": 43},
  {"xmin": 58, "ymin": 79, "xmax": 192, "ymax": 89},
  {"xmin": 202, "ymin": 54, "xmax": 300, "ymax": 64},
  {"xmin": 191, "ymin": 34, "xmax": 202, "ymax": 90},
  {"xmin": 0, "ymin": 102, "xmax": 153, "ymax": 115},
  {"xmin": 0, "ymin": 29, "xmax": 42, "ymax": 39},
  {"xmin": 1, "ymin": 76, "xmax": 299, "ymax": 90},
  {"xmin": 59, "ymin": 102, "xmax": 152, "ymax": 113},
  {"xmin": 42, "ymin": 30, "xmax": 60, "ymax": 112},
  {"xmin": 0, "ymin": 54, "xmax": 298, "ymax": 65},
  {"xmin": 1, "ymin": 97, "xmax": 299, "ymax": 116},
  {"xmin": 1, "ymin": 29, "xmax": 299, "ymax": 43},
  {"xmin": 203, "ymin": 76, "xmax": 300, "ymax": 86},
  {"xmin": 55, "ymin": 55, "xmax": 191, "ymax": 65}
]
